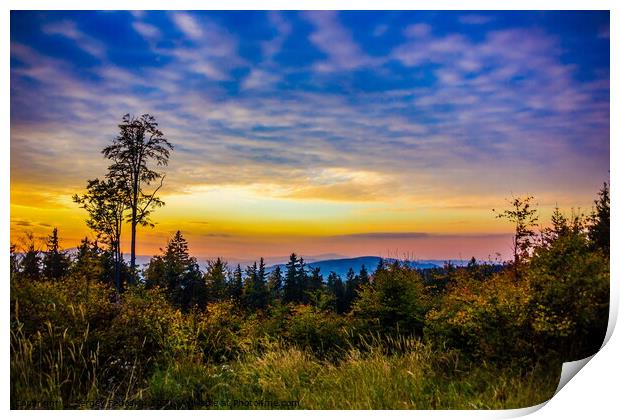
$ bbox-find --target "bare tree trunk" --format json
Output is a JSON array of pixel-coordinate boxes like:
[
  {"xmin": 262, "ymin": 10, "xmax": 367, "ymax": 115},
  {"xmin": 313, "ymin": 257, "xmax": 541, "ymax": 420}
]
[
  {"xmin": 130, "ymin": 177, "xmax": 138, "ymax": 284},
  {"xmin": 130, "ymin": 217, "xmax": 136, "ymax": 284}
]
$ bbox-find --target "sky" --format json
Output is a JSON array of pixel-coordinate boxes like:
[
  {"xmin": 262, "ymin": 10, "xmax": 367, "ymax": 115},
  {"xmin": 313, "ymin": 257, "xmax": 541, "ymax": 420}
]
[{"xmin": 10, "ymin": 10, "xmax": 610, "ymax": 265}]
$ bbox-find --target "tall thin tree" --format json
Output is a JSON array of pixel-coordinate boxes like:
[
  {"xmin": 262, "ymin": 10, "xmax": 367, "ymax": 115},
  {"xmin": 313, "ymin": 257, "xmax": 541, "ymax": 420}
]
[{"xmin": 103, "ymin": 114, "xmax": 173, "ymax": 283}]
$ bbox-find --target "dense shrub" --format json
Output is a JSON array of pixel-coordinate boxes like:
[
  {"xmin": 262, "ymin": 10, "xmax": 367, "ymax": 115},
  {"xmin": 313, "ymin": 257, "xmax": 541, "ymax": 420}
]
[
  {"xmin": 352, "ymin": 263, "xmax": 429, "ymax": 337},
  {"xmin": 100, "ymin": 286, "xmax": 193, "ymax": 387},
  {"xmin": 11, "ymin": 277, "xmax": 115, "ymax": 338},
  {"xmin": 424, "ymin": 272, "xmax": 533, "ymax": 364},
  {"xmin": 10, "ymin": 278, "xmax": 114, "ymax": 408},
  {"xmin": 193, "ymin": 300, "xmax": 255, "ymax": 363},
  {"xmin": 283, "ymin": 304, "xmax": 352, "ymax": 358},
  {"xmin": 528, "ymin": 230, "xmax": 609, "ymax": 360}
]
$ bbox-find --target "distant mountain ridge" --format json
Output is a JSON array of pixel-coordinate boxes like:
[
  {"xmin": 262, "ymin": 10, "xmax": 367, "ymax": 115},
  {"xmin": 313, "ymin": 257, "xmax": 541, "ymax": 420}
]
[
  {"xmin": 57, "ymin": 252, "xmax": 473, "ymax": 279},
  {"xmin": 267, "ymin": 256, "xmax": 471, "ymax": 280}
]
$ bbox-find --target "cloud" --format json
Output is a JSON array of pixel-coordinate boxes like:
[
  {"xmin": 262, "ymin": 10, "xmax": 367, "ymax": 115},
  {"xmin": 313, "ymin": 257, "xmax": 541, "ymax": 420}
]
[
  {"xmin": 41, "ymin": 20, "xmax": 105, "ymax": 58},
  {"xmin": 404, "ymin": 23, "xmax": 432, "ymax": 38},
  {"xmin": 262, "ymin": 11, "xmax": 291, "ymax": 60},
  {"xmin": 335, "ymin": 232, "xmax": 430, "ymax": 240},
  {"xmin": 241, "ymin": 69, "xmax": 280, "ymax": 90},
  {"xmin": 132, "ymin": 21, "xmax": 161, "ymax": 40},
  {"xmin": 171, "ymin": 12, "xmax": 203, "ymax": 39},
  {"xmin": 373, "ymin": 24, "xmax": 389, "ymax": 37},
  {"xmin": 458, "ymin": 14, "xmax": 494, "ymax": 25},
  {"xmin": 10, "ymin": 11, "xmax": 609, "ymax": 214},
  {"xmin": 162, "ymin": 13, "xmax": 243, "ymax": 81},
  {"xmin": 302, "ymin": 10, "xmax": 376, "ymax": 72}
]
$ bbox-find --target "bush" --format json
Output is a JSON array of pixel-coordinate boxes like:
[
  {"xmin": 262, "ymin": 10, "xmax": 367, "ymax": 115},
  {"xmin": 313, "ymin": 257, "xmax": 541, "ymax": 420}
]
[
  {"xmin": 99, "ymin": 286, "xmax": 193, "ymax": 389},
  {"xmin": 283, "ymin": 304, "xmax": 351, "ymax": 358},
  {"xmin": 424, "ymin": 272, "xmax": 534, "ymax": 364},
  {"xmin": 193, "ymin": 300, "xmax": 256, "ymax": 363},
  {"xmin": 352, "ymin": 263, "xmax": 429, "ymax": 337},
  {"xmin": 528, "ymin": 230, "xmax": 609, "ymax": 360},
  {"xmin": 10, "ymin": 278, "xmax": 114, "ymax": 408}
]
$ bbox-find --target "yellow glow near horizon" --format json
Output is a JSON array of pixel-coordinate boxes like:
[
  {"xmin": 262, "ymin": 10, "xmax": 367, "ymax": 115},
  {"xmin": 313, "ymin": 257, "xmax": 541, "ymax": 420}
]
[{"xmin": 10, "ymin": 175, "xmax": 593, "ymax": 262}]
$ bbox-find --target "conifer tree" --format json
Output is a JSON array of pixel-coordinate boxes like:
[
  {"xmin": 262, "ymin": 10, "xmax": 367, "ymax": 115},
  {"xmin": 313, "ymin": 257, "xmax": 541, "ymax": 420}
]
[
  {"xmin": 297, "ymin": 257, "xmax": 309, "ymax": 303},
  {"xmin": 144, "ymin": 231, "xmax": 204, "ymax": 308},
  {"xmin": 243, "ymin": 259, "xmax": 269, "ymax": 310},
  {"xmin": 228, "ymin": 264, "xmax": 244, "ymax": 301},
  {"xmin": 284, "ymin": 253, "xmax": 299, "ymax": 303},
  {"xmin": 42, "ymin": 228, "xmax": 70, "ymax": 281},
  {"xmin": 267, "ymin": 265, "xmax": 283, "ymax": 300},
  {"xmin": 344, "ymin": 267, "xmax": 360, "ymax": 310},
  {"xmin": 205, "ymin": 258, "xmax": 228, "ymax": 302},
  {"xmin": 20, "ymin": 236, "xmax": 41, "ymax": 282},
  {"xmin": 358, "ymin": 264, "xmax": 370, "ymax": 286},
  {"xmin": 327, "ymin": 271, "xmax": 346, "ymax": 313},
  {"xmin": 308, "ymin": 266, "xmax": 324, "ymax": 292},
  {"xmin": 589, "ymin": 182, "xmax": 610, "ymax": 256},
  {"xmin": 375, "ymin": 258, "xmax": 386, "ymax": 275},
  {"xmin": 72, "ymin": 237, "xmax": 104, "ymax": 284}
]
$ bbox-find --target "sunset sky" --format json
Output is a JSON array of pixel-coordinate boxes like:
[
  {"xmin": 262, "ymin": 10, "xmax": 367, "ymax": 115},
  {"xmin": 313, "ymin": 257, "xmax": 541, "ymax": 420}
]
[{"xmin": 10, "ymin": 11, "xmax": 610, "ymax": 265}]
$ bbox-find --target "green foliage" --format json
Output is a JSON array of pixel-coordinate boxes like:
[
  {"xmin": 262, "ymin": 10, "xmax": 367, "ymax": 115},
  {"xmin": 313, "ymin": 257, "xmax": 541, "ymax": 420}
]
[
  {"xmin": 41, "ymin": 228, "xmax": 71, "ymax": 281},
  {"xmin": 144, "ymin": 231, "xmax": 207, "ymax": 310},
  {"xmin": 204, "ymin": 258, "xmax": 228, "ymax": 301},
  {"xmin": 102, "ymin": 286, "xmax": 193, "ymax": 378},
  {"xmin": 283, "ymin": 305, "xmax": 351, "ymax": 358},
  {"xmin": 243, "ymin": 259, "xmax": 269, "ymax": 310},
  {"xmin": 11, "ymin": 278, "xmax": 115, "ymax": 408},
  {"xmin": 424, "ymin": 272, "xmax": 533, "ymax": 364},
  {"xmin": 267, "ymin": 265, "xmax": 283, "ymax": 301},
  {"xmin": 193, "ymin": 300, "xmax": 255, "ymax": 363},
  {"xmin": 19, "ymin": 240, "xmax": 42, "ymax": 282},
  {"xmin": 528, "ymin": 225, "xmax": 609, "ymax": 360},
  {"xmin": 353, "ymin": 262, "xmax": 429, "ymax": 337},
  {"xmin": 588, "ymin": 182, "xmax": 610, "ymax": 256},
  {"xmin": 493, "ymin": 195, "xmax": 538, "ymax": 275}
]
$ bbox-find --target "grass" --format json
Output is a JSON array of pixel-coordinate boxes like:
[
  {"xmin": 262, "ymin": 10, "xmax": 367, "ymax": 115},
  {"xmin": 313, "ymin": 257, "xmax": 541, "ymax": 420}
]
[
  {"xmin": 11, "ymin": 324, "xmax": 560, "ymax": 409},
  {"xmin": 10, "ymin": 280, "xmax": 563, "ymax": 410},
  {"xmin": 139, "ymin": 338, "xmax": 560, "ymax": 409}
]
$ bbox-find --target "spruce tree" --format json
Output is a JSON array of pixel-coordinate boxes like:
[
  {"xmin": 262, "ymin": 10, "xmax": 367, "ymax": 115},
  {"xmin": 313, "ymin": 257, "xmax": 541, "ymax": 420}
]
[
  {"xmin": 144, "ymin": 230, "xmax": 204, "ymax": 308},
  {"xmin": 243, "ymin": 258, "xmax": 269, "ymax": 310},
  {"xmin": 72, "ymin": 237, "xmax": 105, "ymax": 284},
  {"xmin": 358, "ymin": 264, "xmax": 370, "ymax": 286},
  {"xmin": 309, "ymin": 266, "xmax": 324, "ymax": 292},
  {"xmin": 20, "ymin": 242, "xmax": 41, "ymax": 282},
  {"xmin": 344, "ymin": 268, "xmax": 360, "ymax": 311},
  {"xmin": 297, "ymin": 257, "xmax": 309, "ymax": 303},
  {"xmin": 589, "ymin": 182, "xmax": 610, "ymax": 256},
  {"xmin": 327, "ymin": 271, "xmax": 346, "ymax": 313},
  {"xmin": 284, "ymin": 253, "xmax": 299, "ymax": 303},
  {"xmin": 42, "ymin": 228, "xmax": 70, "ymax": 281},
  {"xmin": 267, "ymin": 265, "xmax": 283, "ymax": 301},
  {"xmin": 205, "ymin": 258, "xmax": 228, "ymax": 302},
  {"xmin": 228, "ymin": 264, "xmax": 244, "ymax": 301}
]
